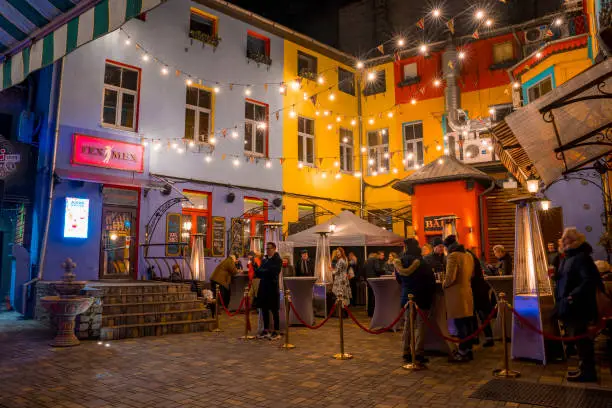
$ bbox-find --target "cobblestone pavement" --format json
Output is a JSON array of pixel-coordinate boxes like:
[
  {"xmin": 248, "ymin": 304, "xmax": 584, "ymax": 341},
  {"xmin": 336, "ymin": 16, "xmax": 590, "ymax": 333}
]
[{"xmin": 0, "ymin": 308, "xmax": 611, "ymax": 408}]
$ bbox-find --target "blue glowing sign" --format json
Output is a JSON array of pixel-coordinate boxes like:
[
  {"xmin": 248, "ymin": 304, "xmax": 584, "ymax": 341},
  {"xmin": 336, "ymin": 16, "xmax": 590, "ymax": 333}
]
[{"xmin": 64, "ymin": 197, "xmax": 90, "ymax": 238}]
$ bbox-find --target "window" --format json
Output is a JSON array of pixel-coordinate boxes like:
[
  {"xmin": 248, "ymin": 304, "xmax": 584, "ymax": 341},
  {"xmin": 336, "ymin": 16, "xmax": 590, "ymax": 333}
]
[
  {"xmin": 182, "ymin": 191, "xmax": 212, "ymax": 252},
  {"xmin": 489, "ymin": 104, "xmax": 513, "ymax": 123},
  {"xmin": 403, "ymin": 63, "xmax": 417, "ymax": 80},
  {"xmin": 363, "ymin": 69, "xmax": 386, "ymax": 96},
  {"xmin": 527, "ymin": 76, "xmax": 553, "ymax": 102},
  {"xmin": 368, "ymin": 209, "xmax": 393, "ymax": 231},
  {"xmin": 492, "ymin": 41, "xmax": 514, "ymax": 64},
  {"xmin": 339, "ymin": 128, "xmax": 354, "ymax": 172},
  {"xmin": 297, "ymin": 51, "xmax": 318, "ymax": 79},
  {"xmin": 298, "ymin": 204, "xmax": 316, "ymax": 228},
  {"xmin": 102, "ymin": 61, "xmax": 140, "ymax": 131},
  {"xmin": 247, "ymin": 31, "xmax": 271, "ymax": 65},
  {"xmin": 244, "ymin": 101, "xmax": 268, "ymax": 156},
  {"xmin": 338, "ymin": 68, "xmax": 355, "ymax": 95},
  {"xmin": 367, "ymin": 129, "xmax": 389, "ymax": 175},
  {"xmin": 298, "ymin": 116, "xmax": 315, "ymax": 166},
  {"xmin": 189, "ymin": 8, "xmax": 219, "ymax": 46},
  {"xmin": 403, "ymin": 122, "xmax": 424, "ymax": 169},
  {"xmin": 184, "ymin": 85, "xmax": 213, "ymax": 143},
  {"xmin": 243, "ymin": 198, "xmax": 267, "ymax": 255}
]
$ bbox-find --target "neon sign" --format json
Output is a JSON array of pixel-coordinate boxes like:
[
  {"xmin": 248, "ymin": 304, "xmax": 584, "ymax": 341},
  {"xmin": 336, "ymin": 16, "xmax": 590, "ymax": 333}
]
[{"xmin": 64, "ymin": 197, "xmax": 90, "ymax": 238}]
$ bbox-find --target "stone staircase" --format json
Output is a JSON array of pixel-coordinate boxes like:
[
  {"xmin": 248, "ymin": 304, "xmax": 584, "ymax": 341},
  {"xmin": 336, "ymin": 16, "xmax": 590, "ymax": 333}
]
[{"xmin": 90, "ymin": 282, "xmax": 214, "ymax": 340}]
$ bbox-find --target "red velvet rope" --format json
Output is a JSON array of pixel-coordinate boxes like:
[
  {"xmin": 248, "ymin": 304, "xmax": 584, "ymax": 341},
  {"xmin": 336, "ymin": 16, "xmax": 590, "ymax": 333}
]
[
  {"xmin": 415, "ymin": 304, "xmax": 498, "ymax": 344},
  {"xmin": 289, "ymin": 301, "xmax": 337, "ymax": 329},
  {"xmin": 344, "ymin": 305, "xmax": 407, "ymax": 334},
  {"xmin": 218, "ymin": 292, "xmax": 245, "ymax": 317},
  {"xmin": 508, "ymin": 305, "xmax": 607, "ymax": 342}
]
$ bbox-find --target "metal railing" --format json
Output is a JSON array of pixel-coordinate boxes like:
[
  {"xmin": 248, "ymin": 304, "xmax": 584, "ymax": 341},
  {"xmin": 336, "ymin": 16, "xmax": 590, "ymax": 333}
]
[{"xmin": 139, "ymin": 243, "xmax": 195, "ymax": 282}]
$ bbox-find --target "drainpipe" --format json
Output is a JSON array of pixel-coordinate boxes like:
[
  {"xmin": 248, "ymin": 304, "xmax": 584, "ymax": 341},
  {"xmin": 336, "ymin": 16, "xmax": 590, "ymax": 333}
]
[
  {"xmin": 37, "ymin": 59, "xmax": 64, "ymax": 279},
  {"xmin": 357, "ymin": 76, "xmax": 364, "ymax": 218},
  {"xmin": 478, "ymin": 180, "xmax": 496, "ymax": 259}
]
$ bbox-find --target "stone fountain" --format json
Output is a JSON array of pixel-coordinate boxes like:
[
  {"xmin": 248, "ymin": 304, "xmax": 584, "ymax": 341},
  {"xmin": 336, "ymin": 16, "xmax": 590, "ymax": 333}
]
[{"xmin": 40, "ymin": 258, "xmax": 94, "ymax": 347}]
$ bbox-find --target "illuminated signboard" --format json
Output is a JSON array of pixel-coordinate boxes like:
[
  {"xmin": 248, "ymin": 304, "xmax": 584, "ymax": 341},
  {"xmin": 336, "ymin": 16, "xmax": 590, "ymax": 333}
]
[
  {"xmin": 71, "ymin": 134, "xmax": 144, "ymax": 173},
  {"xmin": 64, "ymin": 197, "xmax": 90, "ymax": 238}
]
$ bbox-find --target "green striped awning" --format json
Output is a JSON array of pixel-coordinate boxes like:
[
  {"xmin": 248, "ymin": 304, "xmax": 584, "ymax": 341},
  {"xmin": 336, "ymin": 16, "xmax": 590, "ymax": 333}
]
[{"xmin": 0, "ymin": 0, "xmax": 162, "ymax": 91}]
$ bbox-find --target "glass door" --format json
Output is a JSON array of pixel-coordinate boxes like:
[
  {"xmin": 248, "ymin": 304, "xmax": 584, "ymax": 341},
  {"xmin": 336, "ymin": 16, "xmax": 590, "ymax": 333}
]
[{"xmin": 101, "ymin": 207, "xmax": 137, "ymax": 279}]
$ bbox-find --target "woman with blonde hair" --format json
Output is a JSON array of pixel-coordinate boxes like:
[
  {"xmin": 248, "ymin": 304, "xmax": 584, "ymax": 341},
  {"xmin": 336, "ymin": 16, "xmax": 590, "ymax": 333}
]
[{"xmin": 332, "ymin": 247, "xmax": 352, "ymax": 306}]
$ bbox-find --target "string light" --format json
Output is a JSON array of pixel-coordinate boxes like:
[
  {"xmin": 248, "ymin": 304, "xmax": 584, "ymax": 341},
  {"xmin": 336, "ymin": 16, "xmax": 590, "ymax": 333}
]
[
  {"xmin": 335, "ymin": 173, "xmax": 341, "ymax": 180},
  {"xmin": 210, "ymin": 137, "xmax": 217, "ymax": 144},
  {"xmin": 161, "ymin": 66, "xmax": 169, "ymax": 75},
  {"xmin": 245, "ymin": 87, "xmax": 252, "ymax": 96},
  {"xmin": 444, "ymin": 148, "xmax": 449, "ymax": 154},
  {"xmin": 368, "ymin": 118, "xmax": 375, "ymax": 125},
  {"xmin": 367, "ymin": 72, "xmax": 377, "ymax": 81},
  {"xmin": 142, "ymin": 54, "xmax": 150, "ymax": 62},
  {"xmin": 141, "ymin": 138, "xmax": 148, "ymax": 146},
  {"xmin": 433, "ymin": 79, "xmax": 441, "ymax": 87},
  {"xmin": 554, "ymin": 18, "xmax": 563, "ymax": 26},
  {"xmin": 328, "ymin": 92, "xmax": 336, "ymax": 101},
  {"xmin": 361, "ymin": 146, "xmax": 367, "ymax": 153},
  {"xmin": 177, "ymin": 147, "xmax": 185, "ymax": 154},
  {"xmin": 125, "ymin": 38, "xmax": 131, "ymax": 45},
  {"xmin": 351, "ymin": 119, "xmax": 357, "ymax": 126},
  {"xmin": 186, "ymin": 78, "xmax": 193, "ymax": 86},
  {"xmin": 387, "ymin": 111, "xmax": 394, "ymax": 118},
  {"xmin": 233, "ymin": 158, "xmax": 240, "ymax": 167},
  {"xmin": 513, "ymin": 81, "xmax": 521, "ymax": 89},
  {"xmin": 231, "ymin": 130, "xmax": 239, "ymax": 138},
  {"xmin": 317, "ymin": 75, "xmax": 325, "ymax": 84},
  {"xmin": 475, "ymin": 10, "xmax": 485, "ymax": 19},
  {"xmin": 488, "ymin": 107, "xmax": 495, "ymax": 115},
  {"xmin": 368, "ymin": 158, "xmax": 375, "ymax": 165},
  {"xmin": 407, "ymin": 152, "xmax": 414, "ymax": 160},
  {"xmin": 356, "ymin": 61, "xmax": 365, "ymax": 69},
  {"xmin": 265, "ymin": 160, "xmax": 272, "ymax": 168},
  {"xmin": 290, "ymin": 80, "xmax": 300, "ymax": 90},
  {"xmin": 323, "ymin": 110, "xmax": 330, "ymax": 116},
  {"xmin": 372, "ymin": 170, "xmax": 378, "ymax": 176},
  {"xmin": 327, "ymin": 124, "xmax": 333, "ymax": 130},
  {"xmin": 432, "ymin": 8, "xmax": 441, "ymax": 17},
  {"xmin": 458, "ymin": 51, "xmax": 466, "ymax": 59},
  {"xmin": 419, "ymin": 44, "xmax": 428, "ymax": 53},
  {"xmin": 354, "ymin": 171, "xmax": 362, "ymax": 178},
  {"xmin": 279, "ymin": 84, "xmax": 286, "ymax": 94},
  {"xmin": 154, "ymin": 141, "xmax": 162, "ymax": 151},
  {"xmin": 213, "ymin": 86, "xmax": 220, "ymax": 93},
  {"xmin": 485, "ymin": 19, "xmax": 493, "ymax": 27},
  {"xmin": 321, "ymin": 172, "xmax": 327, "ymax": 179},
  {"xmin": 298, "ymin": 162, "xmax": 304, "ymax": 169},
  {"xmin": 535, "ymin": 51, "xmax": 542, "ymax": 58},
  {"xmin": 205, "ymin": 155, "xmax": 212, "ymax": 163},
  {"xmin": 289, "ymin": 108, "xmax": 296, "ymax": 118},
  {"xmin": 392, "ymin": 168, "xmax": 398, "ymax": 174},
  {"xmin": 315, "ymin": 110, "xmax": 320, "ymax": 116},
  {"xmin": 334, "ymin": 160, "xmax": 340, "ymax": 167},
  {"xmin": 397, "ymin": 38, "xmax": 405, "ymax": 47},
  {"xmin": 189, "ymin": 140, "xmax": 195, "ymax": 147},
  {"xmin": 383, "ymin": 152, "xmax": 389, "ymax": 159},
  {"xmin": 303, "ymin": 92, "xmax": 308, "ymax": 100},
  {"xmin": 411, "ymin": 99, "xmax": 417, "ymax": 105},
  {"xmin": 336, "ymin": 116, "xmax": 342, "ymax": 123},
  {"xmin": 171, "ymin": 142, "xmax": 178, "ymax": 150},
  {"xmin": 438, "ymin": 158, "xmax": 444, "ymax": 164}
]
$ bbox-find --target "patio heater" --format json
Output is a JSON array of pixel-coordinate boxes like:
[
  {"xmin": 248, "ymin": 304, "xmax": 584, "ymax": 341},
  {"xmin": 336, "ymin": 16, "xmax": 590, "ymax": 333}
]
[
  {"xmin": 510, "ymin": 196, "xmax": 554, "ymax": 364},
  {"xmin": 314, "ymin": 231, "xmax": 332, "ymax": 317},
  {"xmin": 437, "ymin": 215, "xmax": 459, "ymax": 240},
  {"xmin": 190, "ymin": 233, "xmax": 206, "ymax": 281}
]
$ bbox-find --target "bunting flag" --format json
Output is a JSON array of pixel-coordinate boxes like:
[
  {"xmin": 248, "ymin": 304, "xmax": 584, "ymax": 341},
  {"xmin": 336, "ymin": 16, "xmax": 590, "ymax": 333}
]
[
  {"xmin": 221, "ymin": 129, "xmax": 228, "ymax": 137},
  {"xmin": 394, "ymin": 51, "xmax": 401, "ymax": 64},
  {"xmin": 504, "ymin": 88, "xmax": 510, "ymax": 95},
  {"xmin": 264, "ymin": 83, "xmax": 268, "ymax": 91},
  {"xmin": 446, "ymin": 19, "xmax": 455, "ymax": 34},
  {"xmin": 472, "ymin": 30, "xmax": 480, "ymax": 39},
  {"xmin": 545, "ymin": 29, "xmax": 554, "ymax": 37},
  {"xmin": 229, "ymin": 83, "xmax": 234, "ymax": 90},
  {"xmin": 175, "ymin": 70, "xmax": 181, "ymax": 77},
  {"xmin": 416, "ymin": 18, "xmax": 425, "ymax": 30},
  {"xmin": 221, "ymin": 154, "xmax": 226, "ymax": 160},
  {"xmin": 310, "ymin": 94, "xmax": 318, "ymax": 106},
  {"xmin": 448, "ymin": 60, "xmax": 455, "ymax": 69},
  {"xmin": 318, "ymin": 158, "xmax": 324, "ymax": 166},
  {"xmin": 279, "ymin": 158, "xmax": 285, "ymax": 165},
  {"xmin": 249, "ymin": 156, "xmax": 255, "ymax": 163},
  {"xmin": 275, "ymin": 112, "xmax": 280, "ymax": 120},
  {"xmin": 377, "ymin": 44, "xmax": 385, "ymax": 54},
  {"xmin": 419, "ymin": 86, "xmax": 426, "ymax": 95}
]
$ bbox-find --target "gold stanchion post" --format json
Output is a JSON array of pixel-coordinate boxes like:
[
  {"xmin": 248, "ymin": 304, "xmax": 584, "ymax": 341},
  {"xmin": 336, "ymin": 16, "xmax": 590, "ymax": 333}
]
[
  {"xmin": 493, "ymin": 292, "xmax": 520, "ymax": 378},
  {"xmin": 239, "ymin": 287, "xmax": 255, "ymax": 340},
  {"xmin": 333, "ymin": 295, "xmax": 353, "ymax": 360},
  {"xmin": 212, "ymin": 286, "xmax": 222, "ymax": 333},
  {"xmin": 402, "ymin": 294, "xmax": 424, "ymax": 371},
  {"xmin": 281, "ymin": 289, "xmax": 295, "ymax": 349}
]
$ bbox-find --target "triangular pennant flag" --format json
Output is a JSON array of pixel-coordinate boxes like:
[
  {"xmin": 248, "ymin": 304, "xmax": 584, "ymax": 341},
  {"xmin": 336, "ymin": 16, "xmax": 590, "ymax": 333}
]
[
  {"xmin": 175, "ymin": 70, "xmax": 180, "ymax": 77},
  {"xmin": 472, "ymin": 30, "xmax": 479, "ymax": 39},
  {"xmin": 419, "ymin": 86, "xmax": 426, "ymax": 95},
  {"xmin": 310, "ymin": 94, "xmax": 318, "ymax": 106},
  {"xmin": 446, "ymin": 19, "xmax": 455, "ymax": 34},
  {"xmin": 229, "ymin": 83, "xmax": 234, "ymax": 90},
  {"xmin": 504, "ymin": 88, "xmax": 510, "ymax": 95},
  {"xmin": 318, "ymin": 158, "xmax": 323, "ymax": 166},
  {"xmin": 279, "ymin": 158, "xmax": 285, "ymax": 165},
  {"xmin": 393, "ymin": 50, "xmax": 401, "ymax": 64},
  {"xmin": 249, "ymin": 156, "xmax": 255, "ymax": 163},
  {"xmin": 221, "ymin": 154, "xmax": 226, "ymax": 160},
  {"xmin": 545, "ymin": 29, "xmax": 554, "ymax": 37},
  {"xmin": 416, "ymin": 18, "xmax": 424, "ymax": 30},
  {"xmin": 275, "ymin": 112, "xmax": 280, "ymax": 120},
  {"xmin": 264, "ymin": 83, "xmax": 268, "ymax": 91},
  {"xmin": 448, "ymin": 60, "xmax": 454, "ymax": 70},
  {"xmin": 377, "ymin": 44, "xmax": 384, "ymax": 54},
  {"xmin": 221, "ymin": 129, "xmax": 227, "ymax": 137}
]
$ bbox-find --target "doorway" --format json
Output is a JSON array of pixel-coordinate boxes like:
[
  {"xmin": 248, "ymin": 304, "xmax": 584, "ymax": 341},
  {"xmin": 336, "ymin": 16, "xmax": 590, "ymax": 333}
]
[{"xmin": 100, "ymin": 187, "xmax": 139, "ymax": 279}]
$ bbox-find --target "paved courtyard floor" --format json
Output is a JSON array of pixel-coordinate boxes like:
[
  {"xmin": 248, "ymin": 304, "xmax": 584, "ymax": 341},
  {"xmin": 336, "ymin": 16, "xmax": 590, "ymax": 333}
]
[{"xmin": 1, "ymin": 308, "xmax": 611, "ymax": 408}]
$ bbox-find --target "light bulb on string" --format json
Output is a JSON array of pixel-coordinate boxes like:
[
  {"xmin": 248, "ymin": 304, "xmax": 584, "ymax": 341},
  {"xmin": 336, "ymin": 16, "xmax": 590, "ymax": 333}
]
[
  {"xmin": 436, "ymin": 144, "xmax": 442, "ymax": 151},
  {"xmin": 210, "ymin": 137, "xmax": 217, "ymax": 144},
  {"xmin": 433, "ymin": 79, "xmax": 441, "ymax": 87},
  {"xmin": 387, "ymin": 111, "xmax": 394, "ymax": 118},
  {"xmin": 303, "ymin": 92, "xmax": 308, "ymax": 100},
  {"xmin": 536, "ymin": 51, "xmax": 542, "ymax": 58},
  {"xmin": 317, "ymin": 75, "xmax": 325, "ymax": 84},
  {"xmin": 392, "ymin": 168, "xmax": 398, "ymax": 174},
  {"xmin": 142, "ymin": 54, "xmax": 150, "ymax": 62},
  {"xmin": 257, "ymin": 122, "xmax": 267, "ymax": 129},
  {"xmin": 279, "ymin": 84, "xmax": 286, "ymax": 94},
  {"xmin": 372, "ymin": 170, "xmax": 378, "ymax": 176},
  {"xmin": 432, "ymin": 8, "xmax": 441, "ymax": 17},
  {"xmin": 161, "ymin": 66, "xmax": 169, "ymax": 75},
  {"xmin": 290, "ymin": 80, "xmax": 300, "ymax": 90},
  {"xmin": 328, "ymin": 92, "xmax": 336, "ymax": 101},
  {"xmin": 356, "ymin": 61, "xmax": 364, "ymax": 69},
  {"xmin": 342, "ymin": 137, "xmax": 348, "ymax": 143},
  {"xmin": 231, "ymin": 130, "xmax": 239, "ymax": 138},
  {"xmin": 265, "ymin": 160, "xmax": 272, "ymax": 169},
  {"xmin": 475, "ymin": 10, "xmax": 485, "ymax": 19},
  {"xmin": 171, "ymin": 142, "xmax": 178, "ymax": 150},
  {"xmin": 368, "ymin": 118, "xmax": 374, "ymax": 125},
  {"xmin": 336, "ymin": 116, "xmax": 342, "ymax": 123},
  {"xmin": 323, "ymin": 110, "xmax": 330, "ymax": 116},
  {"xmin": 458, "ymin": 51, "xmax": 466, "ymax": 60},
  {"xmin": 485, "ymin": 19, "xmax": 493, "ymax": 27},
  {"xmin": 335, "ymin": 173, "xmax": 341, "ymax": 180},
  {"xmin": 419, "ymin": 44, "xmax": 428, "ymax": 54},
  {"xmin": 188, "ymin": 140, "xmax": 195, "ymax": 148},
  {"xmin": 488, "ymin": 107, "xmax": 495, "ymax": 115},
  {"xmin": 354, "ymin": 171, "xmax": 362, "ymax": 178},
  {"xmin": 351, "ymin": 119, "xmax": 357, "ymax": 126},
  {"xmin": 315, "ymin": 110, "xmax": 320, "ymax": 116},
  {"xmin": 177, "ymin": 147, "xmax": 185, "ymax": 154},
  {"xmin": 397, "ymin": 38, "xmax": 405, "ymax": 47},
  {"xmin": 513, "ymin": 81, "xmax": 521, "ymax": 89},
  {"xmin": 233, "ymin": 158, "xmax": 240, "ymax": 167},
  {"xmin": 407, "ymin": 152, "xmax": 414, "ymax": 160},
  {"xmin": 213, "ymin": 86, "xmax": 220, "ymax": 93},
  {"xmin": 297, "ymin": 162, "xmax": 304, "ymax": 169},
  {"xmin": 411, "ymin": 98, "xmax": 417, "ymax": 105},
  {"xmin": 414, "ymin": 164, "xmax": 421, "ymax": 169},
  {"xmin": 361, "ymin": 146, "xmax": 367, "ymax": 153},
  {"xmin": 186, "ymin": 78, "xmax": 193, "ymax": 86},
  {"xmin": 383, "ymin": 152, "xmax": 389, "ymax": 159},
  {"xmin": 205, "ymin": 155, "xmax": 212, "ymax": 163},
  {"xmin": 327, "ymin": 124, "xmax": 333, "ymax": 130},
  {"xmin": 554, "ymin": 18, "xmax": 563, "ymax": 26},
  {"xmin": 368, "ymin": 158, "xmax": 375, "ymax": 165},
  {"xmin": 154, "ymin": 141, "xmax": 162, "ymax": 151},
  {"xmin": 245, "ymin": 87, "xmax": 252, "ymax": 96},
  {"xmin": 289, "ymin": 106, "xmax": 296, "ymax": 118},
  {"xmin": 444, "ymin": 148, "xmax": 449, "ymax": 155},
  {"xmin": 367, "ymin": 71, "xmax": 377, "ymax": 81},
  {"xmin": 334, "ymin": 160, "xmax": 340, "ymax": 167},
  {"xmin": 438, "ymin": 158, "xmax": 444, "ymax": 165},
  {"xmin": 125, "ymin": 38, "xmax": 131, "ymax": 45},
  {"xmin": 321, "ymin": 172, "xmax": 327, "ymax": 179}
]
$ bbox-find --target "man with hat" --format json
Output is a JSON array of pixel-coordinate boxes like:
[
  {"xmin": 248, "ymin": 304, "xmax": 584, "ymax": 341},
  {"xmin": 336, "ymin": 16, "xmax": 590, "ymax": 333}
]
[
  {"xmin": 295, "ymin": 249, "xmax": 314, "ymax": 277},
  {"xmin": 443, "ymin": 235, "xmax": 475, "ymax": 362},
  {"xmin": 424, "ymin": 237, "xmax": 446, "ymax": 279}
]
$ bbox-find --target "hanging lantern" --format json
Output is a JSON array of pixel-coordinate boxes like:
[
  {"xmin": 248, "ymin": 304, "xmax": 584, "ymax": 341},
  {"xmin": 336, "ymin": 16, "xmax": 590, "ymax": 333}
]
[
  {"xmin": 540, "ymin": 196, "xmax": 551, "ymax": 211},
  {"xmin": 526, "ymin": 174, "xmax": 539, "ymax": 194},
  {"xmin": 329, "ymin": 223, "xmax": 337, "ymax": 233}
]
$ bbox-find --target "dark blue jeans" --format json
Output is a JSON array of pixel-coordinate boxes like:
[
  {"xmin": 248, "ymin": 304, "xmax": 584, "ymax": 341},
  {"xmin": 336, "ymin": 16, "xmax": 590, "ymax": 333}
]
[{"xmin": 454, "ymin": 317, "xmax": 474, "ymax": 355}]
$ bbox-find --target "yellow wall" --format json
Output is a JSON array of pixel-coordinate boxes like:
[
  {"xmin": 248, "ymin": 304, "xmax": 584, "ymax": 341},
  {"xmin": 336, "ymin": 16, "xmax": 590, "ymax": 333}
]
[
  {"xmin": 519, "ymin": 48, "xmax": 592, "ymax": 85},
  {"xmin": 281, "ymin": 41, "xmax": 360, "ymax": 231}
]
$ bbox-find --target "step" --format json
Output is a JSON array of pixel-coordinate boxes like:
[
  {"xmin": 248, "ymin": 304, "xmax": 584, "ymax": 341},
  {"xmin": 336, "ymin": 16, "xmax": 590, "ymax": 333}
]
[
  {"xmin": 100, "ymin": 319, "xmax": 215, "ymax": 340},
  {"xmin": 102, "ymin": 300, "xmax": 205, "ymax": 315},
  {"xmin": 90, "ymin": 283, "xmax": 194, "ymax": 297},
  {"xmin": 102, "ymin": 309, "xmax": 210, "ymax": 327},
  {"xmin": 103, "ymin": 308, "xmax": 207, "ymax": 319},
  {"xmin": 102, "ymin": 292, "xmax": 198, "ymax": 304},
  {"xmin": 102, "ymin": 299, "xmax": 203, "ymax": 308}
]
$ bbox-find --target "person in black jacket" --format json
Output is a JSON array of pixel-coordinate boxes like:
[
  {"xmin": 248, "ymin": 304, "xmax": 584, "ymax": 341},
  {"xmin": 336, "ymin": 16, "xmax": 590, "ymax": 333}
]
[
  {"xmin": 255, "ymin": 242, "xmax": 283, "ymax": 340},
  {"xmin": 467, "ymin": 249, "xmax": 494, "ymax": 347},
  {"xmin": 295, "ymin": 249, "xmax": 314, "ymax": 276},
  {"xmin": 364, "ymin": 253, "xmax": 384, "ymax": 316},
  {"xmin": 487, "ymin": 245, "xmax": 513, "ymax": 276},
  {"xmin": 554, "ymin": 228, "xmax": 603, "ymax": 382}
]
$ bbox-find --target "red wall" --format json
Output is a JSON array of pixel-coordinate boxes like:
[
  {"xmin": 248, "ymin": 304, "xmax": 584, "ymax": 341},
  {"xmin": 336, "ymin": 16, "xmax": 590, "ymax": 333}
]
[
  {"xmin": 394, "ymin": 33, "xmax": 518, "ymax": 105},
  {"xmin": 411, "ymin": 180, "xmax": 486, "ymax": 257}
]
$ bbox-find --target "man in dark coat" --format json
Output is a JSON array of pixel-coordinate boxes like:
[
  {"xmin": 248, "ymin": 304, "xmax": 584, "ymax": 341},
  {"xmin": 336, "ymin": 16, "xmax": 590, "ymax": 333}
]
[
  {"xmin": 466, "ymin": 249, "xmax": 494, "ymax": 347},
  {"xmin": 395, "ymin": 238, "xmax": 436, "ymax": 364},
  {"xmin": 488, "ymin": 245, "xmax": 512, "ymax": 275},
  {"xmin": 554, "ymin": 228, "xmax": 603, "ymax": 382},
  {"xmin": 364, "ymin": 253, "xmax": 384, "ymax": 317},
  {"xmin": 255, "ymin": 242, "xmax": 283, "ymax": 340},
  {"xmin": 424, "ymin": 237, "xmax": 446, "ymax": 277},
  {"xmin": 295, "ymin": 249, "xmax": 314, "ymax": 277}
]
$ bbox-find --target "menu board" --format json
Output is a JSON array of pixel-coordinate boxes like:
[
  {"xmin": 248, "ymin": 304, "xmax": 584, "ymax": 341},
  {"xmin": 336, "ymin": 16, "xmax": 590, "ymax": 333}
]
[
  {"xmin": 63, "ymin": 197, "xmax": 90, "ymax": 239},
  {"xmin": 166, "ymin": 213, "xmax": 181, "ymax": 256},
  {"xmin": 229, "ymin": 218, "xmax": 244, "ymax": 257},
  {"xmin": 212, "ymin": 216, "xmax": 226, "ymax": 257}
]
